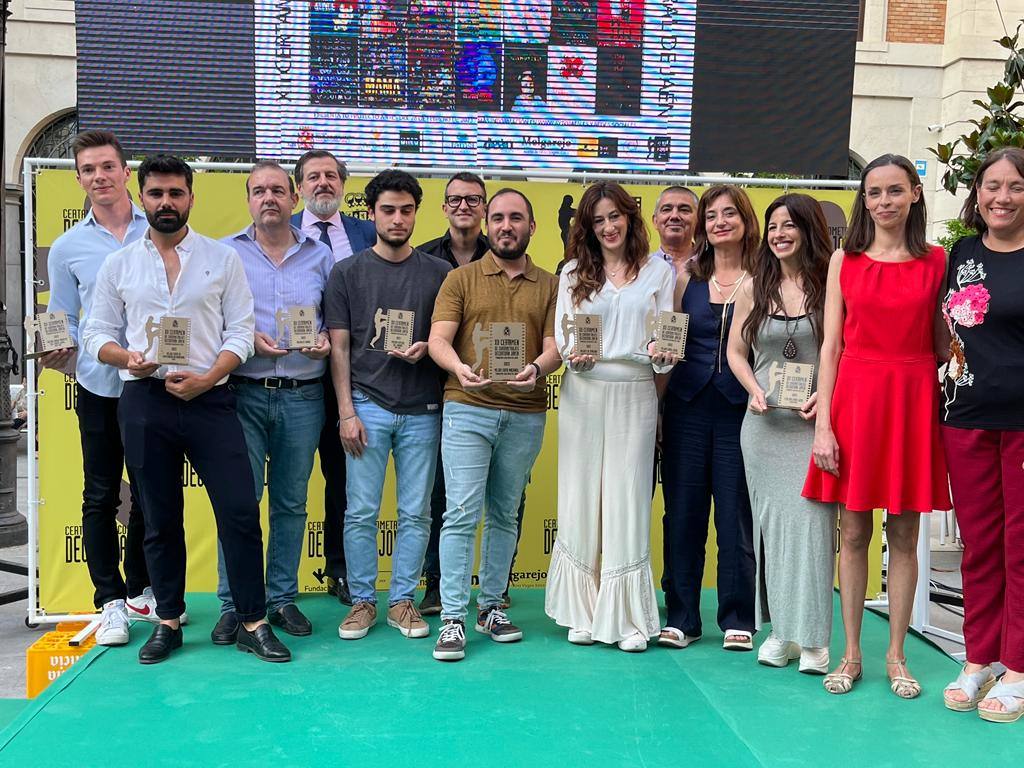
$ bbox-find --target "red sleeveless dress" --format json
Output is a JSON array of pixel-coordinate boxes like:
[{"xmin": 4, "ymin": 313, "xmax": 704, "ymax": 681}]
[{"xmin": 802, "ymin": 246, "xmax": 951, "ymax": 513}]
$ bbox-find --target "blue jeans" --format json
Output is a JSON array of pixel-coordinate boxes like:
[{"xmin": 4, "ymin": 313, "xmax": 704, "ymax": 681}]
[
  {"xmin": 345, "ymin": 390, "xmax": 439, "ymax": 605},
  {"xmin": 439, "ymin": 401, "xmax": 546, "ymax": 622},
  {"xmin": 217, "ymin": 380, "xmax": 324, "ymax": 613}
]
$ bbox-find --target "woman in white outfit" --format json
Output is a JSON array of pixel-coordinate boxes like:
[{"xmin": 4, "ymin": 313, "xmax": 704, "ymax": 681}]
[{"xmin": 545, "ymin": 181, "xmax": 677, "ymax": 652}]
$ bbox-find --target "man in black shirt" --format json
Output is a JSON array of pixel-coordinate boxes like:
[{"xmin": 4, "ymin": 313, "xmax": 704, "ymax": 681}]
[{"xmin": 415, "ymin": 172, "xmax": 526, "ymax": 615}]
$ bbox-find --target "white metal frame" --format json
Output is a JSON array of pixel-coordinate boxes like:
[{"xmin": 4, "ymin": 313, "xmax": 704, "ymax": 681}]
[{"xmin": 21, "ymin": 157, "xmax": 861, "ymax": 627}]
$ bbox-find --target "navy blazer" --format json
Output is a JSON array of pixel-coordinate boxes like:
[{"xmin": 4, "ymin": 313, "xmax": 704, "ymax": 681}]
[{"xmin": 290, "ymin": 211, "xmax": 376, "ymax": 254}]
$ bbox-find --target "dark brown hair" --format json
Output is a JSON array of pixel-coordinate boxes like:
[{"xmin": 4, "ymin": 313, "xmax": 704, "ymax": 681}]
[
  {"xmin": 565, "ymin": 181, "xmax": 649, "ymax": 307},
  {"xmin": 689, "ymin": 185, "xmax": 760, "ymax": 281},
  {"xmin": 71, "ymin": 130, "xmax": 126, "ymax": 170},
  {"xmin": 844, "ymin": 153, "xmax": 928, "ymax": 256},
  {"xmin": 742, "ymin": 194, "xmax": 831, "ymax": 349},
  {"xmin": 959, "ymin": 146, "xmax": 1024, "ymax": 233}
]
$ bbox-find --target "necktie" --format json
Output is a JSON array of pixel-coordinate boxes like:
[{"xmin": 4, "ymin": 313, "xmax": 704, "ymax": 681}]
[{"xmin": 314, "ymin": 221, "xmax": 332, "ymax": 249}]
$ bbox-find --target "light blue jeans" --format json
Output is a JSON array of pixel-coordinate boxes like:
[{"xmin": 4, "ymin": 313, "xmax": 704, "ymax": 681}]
[
  {"xmin": 439, "ymin": 401, "xmax": 546, "ymax": 622},
  {"xmin": 216, "ymin": 380, "xmax": 324, "ymax": 613},
  {"xmin": 345, "ymin": 389, "xmax": 440, "ymax": 605}
]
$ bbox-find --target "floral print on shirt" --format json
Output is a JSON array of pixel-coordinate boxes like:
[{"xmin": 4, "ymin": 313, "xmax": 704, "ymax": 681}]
[{"xmin": 942, "ymin": 258, "xmax": 991, "ymax": 418}]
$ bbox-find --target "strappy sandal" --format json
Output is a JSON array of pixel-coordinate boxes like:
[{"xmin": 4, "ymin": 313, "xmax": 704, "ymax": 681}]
[
  {"xmin": 978, "ymin": 677, "xmax": 1024, "ymax": 724},
  {"xmin": 887, "ymin": 658, "xmax": 921, "ymax": 699},
  {"xmin": 943, "ymin": 665, "xmax": 996, "ymax": 712},
  {"xmin": 823, "ymin": 658, "xmax": 862, "ymax": 695}
]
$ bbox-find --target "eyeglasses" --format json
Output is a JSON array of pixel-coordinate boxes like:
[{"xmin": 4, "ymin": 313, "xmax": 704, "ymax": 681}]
[{"xmin": 445, "ymin": 194, "xmax": 485, "ymax": 208}]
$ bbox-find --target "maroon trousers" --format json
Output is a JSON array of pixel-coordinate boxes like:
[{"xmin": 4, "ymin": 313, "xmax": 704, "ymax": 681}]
[{"xmin": 941, "ymin": 426, "xmax": 1024, "ymax": 671}]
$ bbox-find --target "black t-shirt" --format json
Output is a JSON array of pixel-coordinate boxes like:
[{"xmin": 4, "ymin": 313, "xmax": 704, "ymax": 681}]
[
  {"xmin": 324, "ymin": 247, "xmax": 451, "ymax": 414},
  {"xmin": 941, "ymin": 235, "xmax": 1024, "ymax": 429}
]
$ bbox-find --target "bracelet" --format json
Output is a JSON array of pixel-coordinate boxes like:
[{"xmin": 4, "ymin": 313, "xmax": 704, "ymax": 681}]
[
  {"xmin": 340, "ymin": 414, "xmax": 357, "ymax": 422},
  {"xmin": 529, "ymin": 361, "xmax": 542, "ymax": 378}
]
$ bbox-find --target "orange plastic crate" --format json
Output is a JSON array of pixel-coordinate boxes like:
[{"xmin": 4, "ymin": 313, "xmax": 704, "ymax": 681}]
[{"xmin": 25, "ymin": 631, "xmax": 96, "ymax": 698}]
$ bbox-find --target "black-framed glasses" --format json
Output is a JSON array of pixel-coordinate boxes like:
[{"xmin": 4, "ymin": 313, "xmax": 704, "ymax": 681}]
[{"xmin": 445, "ymin": 194, "xmax": 485, "ymax": 208}]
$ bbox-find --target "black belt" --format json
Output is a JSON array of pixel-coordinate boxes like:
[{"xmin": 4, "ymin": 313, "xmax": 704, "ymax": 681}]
[{"xmin": 230, "ymin": 375, "xmax": 320, "ymax": 390}]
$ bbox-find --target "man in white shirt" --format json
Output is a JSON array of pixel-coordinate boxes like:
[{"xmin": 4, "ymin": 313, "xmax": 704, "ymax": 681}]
[
  {"xmin": 83, "ymin": 155, "xmax": 290, "ymax": 666},
  {"xmin": 651, "ymin": 186, "xmax": 699, "ymax": 274},
  {"xmin": 289, "ymin": 150, "xmax": 376, "ymax": 608}
]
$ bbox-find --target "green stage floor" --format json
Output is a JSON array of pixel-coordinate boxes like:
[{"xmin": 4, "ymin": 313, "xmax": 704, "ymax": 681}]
[{"xmin": 0, "ymin": 590, "xmax": 1018, "ymax": 767}]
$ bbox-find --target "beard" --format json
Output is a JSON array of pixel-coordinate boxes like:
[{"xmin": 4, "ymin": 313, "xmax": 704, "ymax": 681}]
[
  {"xmin": 491, "ymin": 234, "xmax": 530, "ymax": 261},
  {"xmin": 303, "ymin": 193, "xmax": 341, "ymax": 217},
  {"xmin": 147, "ymin": 208, "xmax": 188, "ymax": 234},
  {"xmin": 378, "ymin": 232, "xmax": 411, "ymax": 248}
]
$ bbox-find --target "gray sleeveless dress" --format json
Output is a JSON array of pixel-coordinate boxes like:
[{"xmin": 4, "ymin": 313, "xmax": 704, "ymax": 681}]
[{"xmin": 739, "ymin": 315, "xmax": 836, "ymax": 648}]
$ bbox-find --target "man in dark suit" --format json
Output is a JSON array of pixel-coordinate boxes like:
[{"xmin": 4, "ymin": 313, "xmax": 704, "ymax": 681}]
[{"xmin": 291, "ymin": 150, "xmax": 376, "ymax": 606}]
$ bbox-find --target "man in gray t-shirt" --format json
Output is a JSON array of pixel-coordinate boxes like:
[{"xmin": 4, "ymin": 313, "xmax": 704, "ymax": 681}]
[{"xmin": 324, "ymin": 170, "xmax": 450, "ymax": 643}]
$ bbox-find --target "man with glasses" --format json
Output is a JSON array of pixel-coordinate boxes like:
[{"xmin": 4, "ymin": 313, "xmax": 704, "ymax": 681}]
[{"xmin": 416, "ymin": 173, "xmax": 525, "ymax": 616}]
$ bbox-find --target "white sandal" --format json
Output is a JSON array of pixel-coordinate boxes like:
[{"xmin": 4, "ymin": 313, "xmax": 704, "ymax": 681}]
[
  {"xmin": 657, "ymin": 627, "xmax": 700, "ymax": 649},
  {"xmin": 823, "ymin": 658, "xmax": 862, "ymax": 695},
  {"xmin": 943, "ymin": 665, "xmax": 996, "ymax": 712},
  {"xmin": 887, "ymin": 659, "xmax": 921, "ymax": 700},
  {"xmin": 978, "ymin": 678, "xmax": 1024, "ymax": 724},
  {"xmin": 722, "ymin": 629, "xmax": 753, "ymax": 651}
]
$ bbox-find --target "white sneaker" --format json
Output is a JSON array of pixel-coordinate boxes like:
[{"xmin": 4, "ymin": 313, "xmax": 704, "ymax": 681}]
[
  {"xmin": 95, "ymin": 600, "xmax": 130, "ymax": 646},
  {"xmin": 757, "ymin": 634, "xmax": 800, "ymax": 667},
  {"xmin": 126, "ymin": 588, "xmax": 189, "ymax": 625},
  {"xmin": 617, "ymin": 633, "xmax": 648, "ymax": 653},
  {"xmin": 568, "ymin": 628, "xmax": 594, "ymax": 645},
  {"xmin": 799, "ymin": 646, "xmax": 830, "ymax": 675}
]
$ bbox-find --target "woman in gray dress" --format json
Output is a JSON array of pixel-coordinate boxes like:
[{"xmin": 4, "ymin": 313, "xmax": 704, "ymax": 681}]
[{"xmin": 726, "ymin": 193, "xmax": 837, "ymax": 674}]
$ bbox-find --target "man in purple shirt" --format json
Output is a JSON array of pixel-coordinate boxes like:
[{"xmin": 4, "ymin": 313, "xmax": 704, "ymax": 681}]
[
  {"xmin": 290, "ymin": 150, "xmax": 376, "ymax": 607},
  {"xmin": 215, "ymin": 160, "xmax": 334, "ymax": 643}
]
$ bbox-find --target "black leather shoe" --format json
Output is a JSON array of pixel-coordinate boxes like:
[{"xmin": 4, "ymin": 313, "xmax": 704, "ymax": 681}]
[
  {"xmin": 211, "ymin": 611, "xmax": 239, "ymax": 645},
  {"xmin": 268, "ymin": 604, "xmax": 312, "ymax": 636},
  {"xmin": 139, "ymin": 624, "xmax": 183, "ymax": 665},
  {"xmin": 237, "ymin": 622, "xmax": 292, "ymax": 663},
  {"xmin": 326, "ymin": 576, "xmax": 353, "ymax": 606}
]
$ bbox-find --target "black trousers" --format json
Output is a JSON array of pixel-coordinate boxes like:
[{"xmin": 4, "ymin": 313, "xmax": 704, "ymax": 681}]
[
  {"xmin": 660, "ymin": 385, "xmax": 755, "ymax": 636},
  {"xmin": 75, "ymin": 384, "xmax": 149, "ymax": 608},
  {"xmin": 422, "ymin": 444, "xmax": 526, "ymax": 588},
  {"xmin": 118, "ymin": 380, "xmax": 266, "ymax": 622},
  {"xmin": 319, "ymin": 371, "xmax": 348, "ymax": 581}
]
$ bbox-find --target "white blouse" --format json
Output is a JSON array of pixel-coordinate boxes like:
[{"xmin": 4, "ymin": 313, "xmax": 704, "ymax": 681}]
[{"xmin": 556, "ymin": 256, "xmax": 675, "ymax": 373}]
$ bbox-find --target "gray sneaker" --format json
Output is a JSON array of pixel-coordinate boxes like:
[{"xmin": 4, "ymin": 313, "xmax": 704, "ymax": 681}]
[
  {"xmin": 432, "ymin": 619, "xmax": 466, "ymax": 661},
  {"xmin": 475, "ymin": 606, "xmax": 523, "ymax": 643}
]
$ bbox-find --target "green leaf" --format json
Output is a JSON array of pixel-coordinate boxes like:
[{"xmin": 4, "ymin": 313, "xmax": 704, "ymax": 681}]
[{"xmin": 943, "ymin": 172, "xmax": 959, "ymax": 194}]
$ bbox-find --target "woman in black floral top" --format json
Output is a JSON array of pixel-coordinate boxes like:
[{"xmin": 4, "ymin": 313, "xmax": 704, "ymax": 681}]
[{"xmin": 940, "ymin": 147, "xmax": 1024, "ymax": 724}]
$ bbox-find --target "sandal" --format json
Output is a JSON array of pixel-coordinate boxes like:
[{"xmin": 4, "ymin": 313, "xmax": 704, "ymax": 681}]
[
  {"xmin": 657, "ymin": 627, "xmax": 700, "ymax": 649},
  {"xmin": 823, "ymin": 658, "xmax": 862, "ymax": 695},
  {"xmin": 978, "ymin": 677, "xmax": 1024, "ymax": 724},
  {"xmin": 943, "ymin": 665, "xmax": 996, "ymax": 712},
  {"xmin": 722, "ymin": 629, "xmax": 753, "ymax": 651},
  {"xmin": 887, "ymin": 659, "xmax": 921, "ymax": 699}
]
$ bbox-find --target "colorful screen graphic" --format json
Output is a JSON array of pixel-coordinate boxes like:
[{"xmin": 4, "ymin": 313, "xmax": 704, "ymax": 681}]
[{"xmin": 255, "ymin": 1, "xmax": 696, "ymax": 170}]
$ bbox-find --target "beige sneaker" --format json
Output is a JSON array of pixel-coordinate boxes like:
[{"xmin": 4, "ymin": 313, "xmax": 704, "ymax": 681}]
[
  {"xmin": 387, "ymin": 600, "xmax": 430, "ymax": 638},
  {"xmin": 338, "ymin": 601, "xmax": 377, "ymax": 640}
]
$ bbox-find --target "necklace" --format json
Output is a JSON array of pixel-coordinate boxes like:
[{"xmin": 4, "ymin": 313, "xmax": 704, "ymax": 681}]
[
  {"xmin": 606, "ymin": 262, "xmax": 626, "ymax": 278},
  {"xmin": 712, "ymin": 271, "xmax": 747, "ymax": 372},
  {"xmin": 780, "ymin": 290, "xmax": 806, "ymax": 360}
]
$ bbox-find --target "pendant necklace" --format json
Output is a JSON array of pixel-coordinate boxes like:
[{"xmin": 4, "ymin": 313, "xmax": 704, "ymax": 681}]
[
  {"xmin": 781, "ymin": 294, "xmax": 806, "ymax": 360},
  {"xmin": 711, "ymin": 271, "xmax": 747, "ymax": 373}
]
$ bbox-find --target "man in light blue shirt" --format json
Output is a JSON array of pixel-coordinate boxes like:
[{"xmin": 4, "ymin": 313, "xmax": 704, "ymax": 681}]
[
  {"xmin": 42, "ymin": 130, "xmax": 160, "ymax": 646},
  {"xmin": 212, "ymin": 160, "xmax": 334, "ymax": 643}
]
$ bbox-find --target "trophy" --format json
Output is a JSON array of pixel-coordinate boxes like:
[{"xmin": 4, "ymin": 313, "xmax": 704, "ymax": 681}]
[
  {"xmin": 24, "ymin": 311, "xmax": 76, "ymax": 360},
  {"xmin": 653, "ymin": 311, "xmax": 690, "ymax": 358},
  {"xmin": 572, "ymin": 314, "xmax": 603, "ymax": 358},
  {"xmin": 274, "ymin": 305, "xmax": 318, "ymax": 349},
  {"xmin": 470, "ymin": 322, "xmax": 526, "ymax": 382},
  {"xmin": 368, "ymin": 307, "xmax": 416, "ymax": 352},
  {"xmin": 765, "ymin": 361, "xmax": 815, "ymax": 410},
  {"xmin": 143, "ymin": 315, "xmax": 191, "ymax": 365}
]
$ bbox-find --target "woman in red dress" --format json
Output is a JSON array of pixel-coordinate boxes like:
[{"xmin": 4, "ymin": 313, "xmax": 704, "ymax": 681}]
[{"xmin": 803, "ymin": 154, "xmax": 951, "ymax": 698}]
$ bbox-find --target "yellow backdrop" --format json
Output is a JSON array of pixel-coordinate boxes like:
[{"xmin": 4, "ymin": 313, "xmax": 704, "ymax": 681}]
[{"xmin": 32, "ymin": 169, "xmax": 866, "ymax": 614}]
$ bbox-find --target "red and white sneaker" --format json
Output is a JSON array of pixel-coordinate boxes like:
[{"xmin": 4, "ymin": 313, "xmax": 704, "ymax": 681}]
[{"xmin": 126, "ymin": 588, "xmax": 189, "ymax": 625}]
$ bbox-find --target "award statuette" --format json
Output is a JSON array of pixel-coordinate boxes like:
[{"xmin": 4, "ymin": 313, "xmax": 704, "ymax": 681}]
[
  {"xmin": 766, "ymin": 362, "xmax": 815, "ymax": 410},
  {"xmin": 572, "ymin": 313, "xmax": 603, "ymax": 358},
  {"xmin": 144, "ymin": 316, "xmax": 191, "ymax": 365},
  {"xmin": 487, "ymin": 322, "xmax": 526, "ymax": 381},
  {"xmin": 383, "ymin": 309, "xmax": 414, "ymax": 352},
  {"xmin": 275, "ymin": 305, "xmax": 318, "ymax": 350},
  {"xmin": 653, "ymin": 311, "xmax": 690, "ymax": 358},
  {"xmin": 24, "ymin": 311, "xmax": 76, "ymax": 360}
]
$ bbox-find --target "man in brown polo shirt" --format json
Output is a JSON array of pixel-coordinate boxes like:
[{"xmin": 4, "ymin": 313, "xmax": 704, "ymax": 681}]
[{"xmin": 427, "ymin": 188, "xmax": 561, "ymax": 662}]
